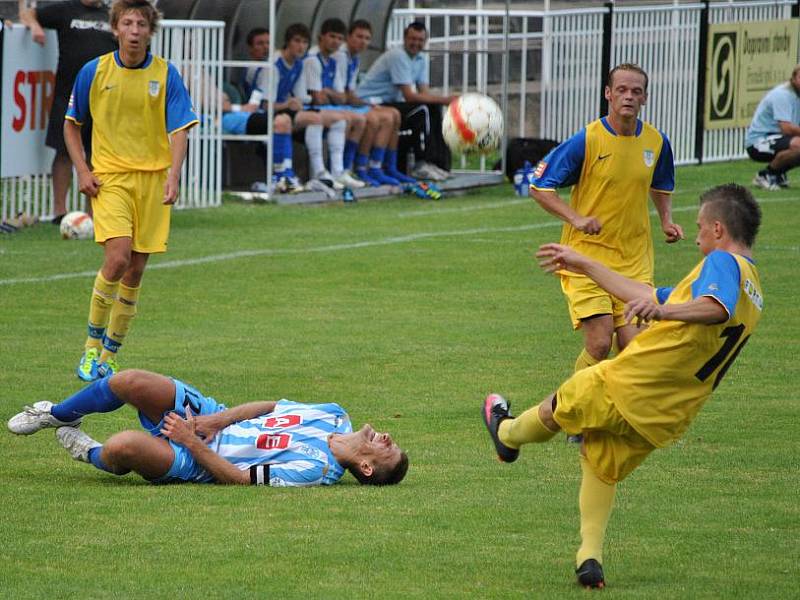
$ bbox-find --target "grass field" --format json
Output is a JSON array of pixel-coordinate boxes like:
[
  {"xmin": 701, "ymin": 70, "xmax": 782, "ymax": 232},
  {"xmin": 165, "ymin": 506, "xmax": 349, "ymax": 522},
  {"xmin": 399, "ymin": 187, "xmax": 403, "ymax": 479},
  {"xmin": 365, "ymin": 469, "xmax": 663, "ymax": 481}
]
[{"xmin": 0, "ymin": 159, "xmax": 796, "ymax": 598}]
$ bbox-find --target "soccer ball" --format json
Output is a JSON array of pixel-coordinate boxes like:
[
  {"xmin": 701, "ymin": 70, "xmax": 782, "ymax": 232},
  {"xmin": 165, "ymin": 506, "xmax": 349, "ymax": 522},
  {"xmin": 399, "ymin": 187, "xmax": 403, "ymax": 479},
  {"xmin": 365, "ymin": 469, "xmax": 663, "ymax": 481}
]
[
  {"xmin": 60, "ymin": 211, "xmax": 94, "ymax": 240},
  {"xmin": 442, "ymin": 93, "xmax": 503, "ymax": 154}
]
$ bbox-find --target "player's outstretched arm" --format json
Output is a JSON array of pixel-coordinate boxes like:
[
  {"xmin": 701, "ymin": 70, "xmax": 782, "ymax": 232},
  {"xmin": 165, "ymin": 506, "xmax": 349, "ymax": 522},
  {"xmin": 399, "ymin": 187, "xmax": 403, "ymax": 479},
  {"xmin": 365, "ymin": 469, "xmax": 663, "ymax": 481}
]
[
  {"xmin": 192, "ymin": 401, "xmax": 277, "ymax": 441},
  {"xmin": 537, "ymin": 243, "xmax": 653, "ymax": 303},
  {"xmin": 161, "ymin": 411, "xmax": 250, "ymax": 484}
]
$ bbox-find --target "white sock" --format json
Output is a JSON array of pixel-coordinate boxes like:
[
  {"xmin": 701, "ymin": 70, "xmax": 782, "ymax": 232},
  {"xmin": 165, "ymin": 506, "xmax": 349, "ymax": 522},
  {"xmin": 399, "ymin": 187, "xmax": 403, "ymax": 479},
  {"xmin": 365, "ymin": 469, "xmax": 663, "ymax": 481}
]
[
  {"xmin": 327, "ymin": 120, "xmax": 346, "ymax": 177},
  {"xmin": 305, "ymin": 125, "xmax": 325, "ymax": 177}
]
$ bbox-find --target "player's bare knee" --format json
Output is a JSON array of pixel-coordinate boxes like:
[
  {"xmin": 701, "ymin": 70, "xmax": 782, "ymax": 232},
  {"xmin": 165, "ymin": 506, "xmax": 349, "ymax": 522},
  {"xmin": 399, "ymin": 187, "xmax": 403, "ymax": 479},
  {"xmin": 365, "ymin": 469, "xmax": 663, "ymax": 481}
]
[
  {"xmin": 274, "ymin": 113, "xmax": 291, "ymax": 133},
  {"xmin": 102, "ymin": 431, "xmax": 146, "ymax": 467},
  {"xmin": 586, "ymin": 337, "xmax": 612, "ymax": 361},
  {"xmin": 102, "ymin": 255, "xmax": 130, "ymax": 281},
  {"xmin": 109, "ymin": 369, "xmax": 149, "ymax": 399}
]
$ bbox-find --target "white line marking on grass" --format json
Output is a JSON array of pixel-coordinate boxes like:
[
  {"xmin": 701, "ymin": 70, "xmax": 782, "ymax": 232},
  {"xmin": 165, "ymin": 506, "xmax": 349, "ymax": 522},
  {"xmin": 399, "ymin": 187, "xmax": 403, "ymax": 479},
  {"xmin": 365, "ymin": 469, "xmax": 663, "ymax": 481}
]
[
  {"xmin": 1, "ymin": 196, "xmax": 792, "ymax": 287},
  {"xmin": 398, "ymin": 197, "xmax": 529, "ymax": 217},
  {"xmin": 0, "ymin": 222, "xmax": 563, "ymax": 286}
]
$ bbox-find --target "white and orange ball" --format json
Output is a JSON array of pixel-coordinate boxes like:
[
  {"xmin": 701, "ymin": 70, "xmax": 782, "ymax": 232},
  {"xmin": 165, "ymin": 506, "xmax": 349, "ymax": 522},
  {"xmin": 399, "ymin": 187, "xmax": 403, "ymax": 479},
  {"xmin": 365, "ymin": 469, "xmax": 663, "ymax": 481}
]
[
  {"xmin": 60, "ymin": 211, "xmax": 94, "ymax": 240},
  {"xmin": 442, "ymin": 93, "xmax": 503, "ymax": 154}
]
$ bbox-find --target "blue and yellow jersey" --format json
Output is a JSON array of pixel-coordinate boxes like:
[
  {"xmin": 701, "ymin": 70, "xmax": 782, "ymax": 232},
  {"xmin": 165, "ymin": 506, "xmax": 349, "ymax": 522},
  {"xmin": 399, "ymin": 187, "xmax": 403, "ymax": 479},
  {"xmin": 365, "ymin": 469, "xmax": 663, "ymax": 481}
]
[
  {"xmin": 531, "ymin": 117, "xmax": 675, "ymax": 281},
  {"xmin": 600, "ymin": 250, "xmax": 763, "ymax": 448},
  {"xmin": 66, "ymin": 51, "xmax": 198, "ymax": 173}
]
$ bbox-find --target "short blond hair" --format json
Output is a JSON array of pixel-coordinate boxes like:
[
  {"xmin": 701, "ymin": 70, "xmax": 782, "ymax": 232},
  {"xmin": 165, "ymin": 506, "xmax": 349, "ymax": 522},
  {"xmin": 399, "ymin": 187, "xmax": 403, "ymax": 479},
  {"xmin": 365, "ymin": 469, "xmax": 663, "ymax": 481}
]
[{"xmin": 110, "ymin": 0, "xmax": 161, "ymax": 33}]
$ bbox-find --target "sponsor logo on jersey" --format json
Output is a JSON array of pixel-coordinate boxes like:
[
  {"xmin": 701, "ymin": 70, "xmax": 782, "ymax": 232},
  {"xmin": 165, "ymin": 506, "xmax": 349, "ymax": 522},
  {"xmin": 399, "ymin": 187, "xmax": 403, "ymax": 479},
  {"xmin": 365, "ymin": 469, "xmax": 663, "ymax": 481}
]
[
  {"xmin": 264, "ymin": 414, "xmax": 302, "ymax": 428},
  {"xmin": 534, "ymin": 160, "xmax": 547, "ymax": 178}
]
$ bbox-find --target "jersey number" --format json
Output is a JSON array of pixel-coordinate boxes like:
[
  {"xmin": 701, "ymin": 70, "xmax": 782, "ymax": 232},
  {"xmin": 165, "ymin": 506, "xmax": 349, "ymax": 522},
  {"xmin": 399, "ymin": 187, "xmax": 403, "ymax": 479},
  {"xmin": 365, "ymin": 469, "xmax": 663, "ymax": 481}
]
[
  {"xmin": 256, "ymin": 433, "xmax": 291, "ymax": 450},
  {"xmin": 264, "ymin": 414, "xmax": 301, "ymax": 428},
  {"xmin": 695, "ymin": 324, "xmax": 750, "ymax": 390}
]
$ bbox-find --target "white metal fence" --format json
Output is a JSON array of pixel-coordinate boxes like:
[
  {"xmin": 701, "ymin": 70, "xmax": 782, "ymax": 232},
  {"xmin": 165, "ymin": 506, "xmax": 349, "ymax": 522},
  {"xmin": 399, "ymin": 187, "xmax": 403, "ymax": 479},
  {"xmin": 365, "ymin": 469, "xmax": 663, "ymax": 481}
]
[
  {"xmin": 152, "ymin": 19, "xmax": 225, "ymax": 210},
  {"xmin": 1, "ymin": 19, "xmax": 224, "ymax": 222},
  {"xmin": 390, "ymin": 0, "xmax": 798, "ymax": 166},
  {"xmin": 610, "ymin": 3, "xmax": 703, "ymax": 165}
]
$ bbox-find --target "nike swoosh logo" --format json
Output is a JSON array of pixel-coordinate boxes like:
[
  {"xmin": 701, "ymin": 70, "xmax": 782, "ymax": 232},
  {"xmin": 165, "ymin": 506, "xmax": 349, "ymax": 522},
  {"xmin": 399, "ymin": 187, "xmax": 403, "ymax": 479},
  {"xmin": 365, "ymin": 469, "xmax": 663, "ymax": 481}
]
[
  {"xmin": 104, "ymin": 85, "xmax": 116, "ymax": 91},
  {"xmin": 598, "ymin": 154, "xmax": 611, "ymax": 160}
]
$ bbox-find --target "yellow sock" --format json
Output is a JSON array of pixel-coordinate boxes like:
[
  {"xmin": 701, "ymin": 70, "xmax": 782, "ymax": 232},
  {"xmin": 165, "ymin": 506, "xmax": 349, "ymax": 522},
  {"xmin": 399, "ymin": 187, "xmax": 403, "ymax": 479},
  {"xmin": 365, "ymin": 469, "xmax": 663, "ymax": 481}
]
[
  {"xmin": 576, "ymin": 455, "xmax": 616, "ymax": 566},
  {"xmin": 498, "ymin": 404, "xmax": 559, "ymax": 448},
  {"xmin": 86, "ymin": 271, "xmax": 119, "ymax": 351},
  {"xmin": 574, "ymin": 348, "xmax": 600, "ymax": 373},
  {"xmin": 100, "ymin": 282, "xmax": 140, "ymax": 362}
]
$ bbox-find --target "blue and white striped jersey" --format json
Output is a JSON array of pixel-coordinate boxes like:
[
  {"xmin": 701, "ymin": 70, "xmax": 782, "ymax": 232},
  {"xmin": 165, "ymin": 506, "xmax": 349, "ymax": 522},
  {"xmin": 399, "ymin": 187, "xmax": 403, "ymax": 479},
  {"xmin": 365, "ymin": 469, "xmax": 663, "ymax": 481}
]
[{"xmin": 212, "ymin": 400, "xmax": 352, "ymax": 487}]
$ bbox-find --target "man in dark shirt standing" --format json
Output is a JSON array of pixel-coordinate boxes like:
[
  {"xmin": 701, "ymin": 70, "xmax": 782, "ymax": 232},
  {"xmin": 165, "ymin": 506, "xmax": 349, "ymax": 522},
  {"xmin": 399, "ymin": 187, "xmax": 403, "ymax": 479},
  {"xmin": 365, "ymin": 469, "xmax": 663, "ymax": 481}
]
[{"xmin": 18, "ymin": 0, "xmax": 116, "ymax": 224}]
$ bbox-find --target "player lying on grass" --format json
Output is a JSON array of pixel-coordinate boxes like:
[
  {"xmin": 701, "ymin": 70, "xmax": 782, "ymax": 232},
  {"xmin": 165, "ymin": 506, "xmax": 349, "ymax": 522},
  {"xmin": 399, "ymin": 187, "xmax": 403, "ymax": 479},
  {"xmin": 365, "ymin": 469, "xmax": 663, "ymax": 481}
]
[
  {"xmin": 482, "ymin": 183, "xmax": 762, "ymax": 589},
  {"xmin": 8, "ymin": 370, "xmax": 408, "ymax": 487}
]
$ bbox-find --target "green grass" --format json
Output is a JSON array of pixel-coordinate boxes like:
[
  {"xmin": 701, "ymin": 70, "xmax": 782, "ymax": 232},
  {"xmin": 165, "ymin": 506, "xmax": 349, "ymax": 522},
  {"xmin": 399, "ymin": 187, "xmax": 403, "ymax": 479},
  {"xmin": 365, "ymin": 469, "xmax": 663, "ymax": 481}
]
[{"xmin": 0, "ymin": 159, "xmax": 796, "ymax": 598}]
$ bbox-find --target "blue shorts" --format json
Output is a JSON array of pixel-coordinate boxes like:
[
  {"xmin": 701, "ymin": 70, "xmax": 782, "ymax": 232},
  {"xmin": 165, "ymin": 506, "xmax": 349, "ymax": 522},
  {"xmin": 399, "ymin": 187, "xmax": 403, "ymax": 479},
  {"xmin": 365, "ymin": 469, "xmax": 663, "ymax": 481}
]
[{"xmin": 138, "ymin": 378, "xmax": 227, "ymax": 484}]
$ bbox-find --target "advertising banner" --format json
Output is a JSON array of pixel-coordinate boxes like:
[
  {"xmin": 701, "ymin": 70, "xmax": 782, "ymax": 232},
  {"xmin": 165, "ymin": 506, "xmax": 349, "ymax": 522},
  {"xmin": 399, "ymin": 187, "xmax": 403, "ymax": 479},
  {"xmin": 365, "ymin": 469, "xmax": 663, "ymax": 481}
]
[
  {"xmin": 705, "ymin": 19, "xmax": 799, "ymax": 130},
  {"xmin": 1, "ymin": 25, "xmax": 57, "ymax": 177}
]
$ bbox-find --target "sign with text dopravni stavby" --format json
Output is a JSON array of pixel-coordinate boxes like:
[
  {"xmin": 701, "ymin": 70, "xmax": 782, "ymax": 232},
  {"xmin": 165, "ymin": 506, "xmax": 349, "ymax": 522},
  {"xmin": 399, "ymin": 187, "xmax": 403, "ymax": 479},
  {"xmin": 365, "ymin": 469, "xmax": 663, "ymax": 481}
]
[{"xmin": 705, "ymin": 19, "xmax": 799, "ymax": 130}]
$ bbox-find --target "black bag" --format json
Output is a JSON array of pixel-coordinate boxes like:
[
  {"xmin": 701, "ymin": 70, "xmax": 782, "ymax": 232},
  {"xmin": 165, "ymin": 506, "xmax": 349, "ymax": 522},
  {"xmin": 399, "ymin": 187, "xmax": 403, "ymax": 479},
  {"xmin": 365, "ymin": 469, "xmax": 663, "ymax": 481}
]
[{"xmin": 495, "ymin": 137, "xmax": 560, "ymax": 181}]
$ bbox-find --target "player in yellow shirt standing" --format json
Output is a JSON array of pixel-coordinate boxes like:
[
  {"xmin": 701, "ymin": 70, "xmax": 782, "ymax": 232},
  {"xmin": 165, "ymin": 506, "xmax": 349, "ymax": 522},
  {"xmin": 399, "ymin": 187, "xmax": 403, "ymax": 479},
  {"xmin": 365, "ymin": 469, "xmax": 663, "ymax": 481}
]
[
  {"xmin": 530, "ymin": 64, "xmax": 684, "ymax": 375},
  {"xmin": 64, "ymin": 0, "xmax": 198, "ymax": 380},
  {"xmin": 482, "ymin": 183, "xmax": 763, "ymax": 589}
]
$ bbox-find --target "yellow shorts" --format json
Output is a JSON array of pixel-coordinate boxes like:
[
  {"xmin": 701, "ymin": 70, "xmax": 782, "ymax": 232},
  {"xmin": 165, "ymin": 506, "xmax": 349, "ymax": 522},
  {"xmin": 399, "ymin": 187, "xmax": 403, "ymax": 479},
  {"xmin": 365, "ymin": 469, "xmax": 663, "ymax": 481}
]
[
  {"xmin": 92, "ymin": 170, "xmax": 171, "ymax": 253},
  {"xmin": 553, "ymin": 363, "xmax": 655, "ymax": 484},
  {"xmin": 561, "ymin": 274, "xmax": 628, "ymax": 330}
]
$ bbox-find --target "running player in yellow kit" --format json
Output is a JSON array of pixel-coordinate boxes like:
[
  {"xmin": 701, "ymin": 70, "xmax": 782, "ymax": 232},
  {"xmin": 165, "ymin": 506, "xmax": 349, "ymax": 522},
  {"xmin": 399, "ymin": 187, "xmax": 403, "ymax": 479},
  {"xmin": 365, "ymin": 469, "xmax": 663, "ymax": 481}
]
[
  {"xmin": 530, "ymin": 64, "xmax": 684, "ymax": 375},
  {"xmin": 64, "ymin": 0, "xmax": 197, "ymax": 380},
  {"xmin": 482, "ymin": 184, "xmax": 763, "ymax": 589}
]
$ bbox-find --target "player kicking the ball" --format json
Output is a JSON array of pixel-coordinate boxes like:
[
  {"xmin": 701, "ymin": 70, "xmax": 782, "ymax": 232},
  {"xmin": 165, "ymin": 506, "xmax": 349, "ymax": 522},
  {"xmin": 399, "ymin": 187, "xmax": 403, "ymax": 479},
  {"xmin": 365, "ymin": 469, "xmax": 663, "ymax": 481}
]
[{"xmin": 482, "ymin": 184, "xmax": 762, "ymax": 589}]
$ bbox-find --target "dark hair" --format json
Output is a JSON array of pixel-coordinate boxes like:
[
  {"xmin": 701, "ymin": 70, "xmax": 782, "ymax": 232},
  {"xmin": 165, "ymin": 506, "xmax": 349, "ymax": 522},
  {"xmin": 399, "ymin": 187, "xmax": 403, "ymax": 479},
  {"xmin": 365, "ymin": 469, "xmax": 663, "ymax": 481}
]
[
  {"xmin": 246, "ymin": 27, "xmax": 269, "ymax": 47},
  {"xmin": 700, "ymin": 184, "xmax": 762, "ymax": 247},
  {"xmin": 283, "ymin": 23, "xmax": 310, "ymax": 48},
  {"xmin": 350, "ymin": 451, "xmax": 409, "ymax": 486},
  {"xmin": 349, "ymin": 19, "xmax": 372, "ymax": 35},
  {"xmin": 607, "ymin": 63, "xmax": 649, "ymax": 92},
  {"xmin": 321, "ymin": 18, "xmax": 347, "ymax": 36},
  {"xmin": 110, "ymin": 0, "xmax": 160, "ymax": 33},
  {"xmin": 404, "ymin": 21, "xmax": 427, "ymax": 36}
]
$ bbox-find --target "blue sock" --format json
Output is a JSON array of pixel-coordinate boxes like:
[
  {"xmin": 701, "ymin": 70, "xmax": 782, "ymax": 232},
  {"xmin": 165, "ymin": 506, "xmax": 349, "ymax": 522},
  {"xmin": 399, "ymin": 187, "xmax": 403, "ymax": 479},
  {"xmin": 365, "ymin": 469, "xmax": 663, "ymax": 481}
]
[
  {"xmin": 383, "ymin": 149, "xmax": 398, "ymax": 171},
  {"xmin": 344, "ymin": 140, "xmax": 359, "ymax": 171},
  {"xmin": 272, "ymin": 132, "xmax": 290, "ymax": 169},
  {"xmin": 383, "ymin": 149, "xmax": 417, "ymax": 183},
  {"xmin": 282, "ymin": 134, "xmax": 293, "ymax": 162},
  {"xmin": 88, "ymin": 446, "xmax": 117, "ymax": 473},
  {"xmin": 369, "ymin": 147, "xmax": 386, "ymax": 168},
  {"xmin": 51, "ymin": 377, "xmax": 124, "ymax": 422}
]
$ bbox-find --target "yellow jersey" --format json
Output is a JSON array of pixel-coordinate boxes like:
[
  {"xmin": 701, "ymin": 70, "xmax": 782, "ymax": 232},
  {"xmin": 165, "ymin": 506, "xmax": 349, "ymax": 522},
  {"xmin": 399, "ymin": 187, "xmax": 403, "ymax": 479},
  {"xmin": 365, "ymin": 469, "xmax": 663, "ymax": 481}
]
[
  {"xmin": 531, "ymin": 117, "xmax": 675, "ymax": 282},
  {"xmin": 66, "ymin": 51, "xmax": 198, "ymax": 173},
  {"xmin": 601, "ymin": 251, "xmax": 763, "ymax": 447}
]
